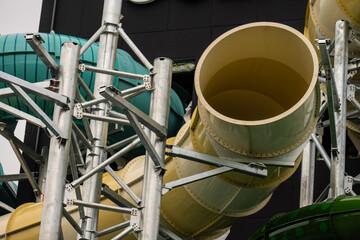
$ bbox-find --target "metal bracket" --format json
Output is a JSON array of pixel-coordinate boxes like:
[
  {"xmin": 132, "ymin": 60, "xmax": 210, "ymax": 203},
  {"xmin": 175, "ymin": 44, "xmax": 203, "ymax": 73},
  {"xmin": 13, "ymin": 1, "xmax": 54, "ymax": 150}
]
[
  {"xmin": 78, "ymin": 63, "xmax": 86, "ymax": 73},
  {"xmin": 143, "ymin": 75, "xmax": 152, "ymax": 90},
  {"xmin": 0, "ymin": 71, "xmax": 69, "ymax": 108},
  {"xmin": 348, "ymin": 58, "xmax": 359, "ymax": 79},
  {"xmin": 162, "ymin": 166, "xmax": 234, "ymax": 195},
  {"xmin": 347, "ymin": 84, "xmax": 360, "ymax": 112},
  {"xmin": 73, "ymin": 103, "xmax": 84, "ymax": 119},
  {"xmin": 349, "ymin": 29, "xmax": 360, "ymax": 46},
  {"xmin": 64, "ymin": 184, "xmax": 75, "ymax": 206},
  {"xmin": 344, "ymin": 176, "xmax": 356, "ymax": 196},
  {"xmin": 100, "ymin": 86, "xmax": 167, "ymax": 140},
  {"xmin": 25, "ymin": 34, "xmax": 59, "ymax": 77},
  {"xmin": 49, "ymin": 78, "xmax": 60, "ymax": 92},
  {"xmin": 165, "ymin": 145, "xmax": 267, "ymax": 177},
  {"xmin": 347, "ymin": 84, "xmax": 356, "ymax": 101},
  {"xmin": 104, "ymin": 21, "xmax": 119, "ymax": 34},
  {"xmin": 130, "ymin": 208, "xmax": 142, "ymax": 233}
]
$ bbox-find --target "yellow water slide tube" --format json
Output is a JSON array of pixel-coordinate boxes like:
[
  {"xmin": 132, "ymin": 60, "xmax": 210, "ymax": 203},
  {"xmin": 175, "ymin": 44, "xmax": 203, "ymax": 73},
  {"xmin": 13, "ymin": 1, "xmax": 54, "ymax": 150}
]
[
  {"xmin": 0, "ymin": 22, "xmax": 319, "ymax": 239},
  {"xmin": 305, "ymin": 0, "xmax": 360, "ymax": 56}
]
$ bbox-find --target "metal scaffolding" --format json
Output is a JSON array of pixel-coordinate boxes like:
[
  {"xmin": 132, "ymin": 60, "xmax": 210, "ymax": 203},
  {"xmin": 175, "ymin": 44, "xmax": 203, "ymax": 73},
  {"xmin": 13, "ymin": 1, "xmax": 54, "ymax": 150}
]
[
  {"xmin": 0, "ymin": 0, "xmax": 269, "ymax": 238},
  {"xmin": 300, "ymin": 20, "xmax": 360, "ymax": 207},
  {"xmin": 0, "ymin": 0, "xmax": 359, "ymax": 239}
]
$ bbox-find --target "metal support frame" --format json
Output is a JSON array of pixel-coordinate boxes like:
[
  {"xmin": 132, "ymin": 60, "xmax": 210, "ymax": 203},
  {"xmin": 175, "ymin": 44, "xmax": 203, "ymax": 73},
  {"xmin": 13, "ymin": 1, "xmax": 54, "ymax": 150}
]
[
  {"xmin": 0, "ymin": 71, "xmax": 68, "ymax": 107},
  {"xmin": 162, "ymin": 166, "xmax": 234, "ymax": 195},
  {"xmin": 100, "ymin": 86, "xmax": 167, "ymax": 140},
  {"xmin": 300, "ymin": 20, "xmax": 359, "ymax": 207},
  {"xmin": 0, "ymin": 0, "xmax": 320, "ymax": 238},
  {"xmin": 9, "ymin": 82, "xmax": 66, "ymax": 138},
  {"xmin": 329, "ymin": 20, "xmax": 349, "ymax": 198},
  {"xmin": 138, "ymin": 57, "xmax": 172, "ymax": 240},
  {"xmin": 39, "ymin": 42, "xmax": 80, "ymax": 239},
  {"xmin": 166, "ymin": 145, "xmax": 268, "ymax": 177},
  {"xmin": 25, "ymin": 34, "xmax": 58, "ymax": 77},
  {"xmin": 104, "ymin": 165, "xmax": 141, "ymax": 205},
  {"xmin": 0, "ymin": 173, "xmax": 32, "ymax": 182},
  {"xmin": 79, "ymin": 63, "xmax": 150, "ymax": 82},
  {"xmin": 0, "ymin": 4, "xmax": 355, "ymax": 239},
  {"xmin": 9, "ymin": 137, "xmax": 41, "ymax": 194},
  {"xmin": 300, "ymin": 139, "xmax": 316, "ymax": 207},
  {"xmin": 0, "ymin": 123, "xmax": 43, "ymax": 163},
  {"xmin": 79, "ymin": 1, "xmax": 123, "ymax": 238}
]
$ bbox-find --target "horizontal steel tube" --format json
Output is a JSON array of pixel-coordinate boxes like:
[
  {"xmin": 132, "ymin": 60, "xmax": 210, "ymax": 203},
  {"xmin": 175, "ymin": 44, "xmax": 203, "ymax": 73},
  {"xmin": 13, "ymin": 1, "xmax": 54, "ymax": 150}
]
[
  {"xmin": 120, "ymin": 84, "xmax": 146, "ymax": 96},
  {"xmin": 81, "ymin": 98, "xmax": 107, "ymax": 108},
  {"xmin": 73, "ymin": 200, "xmax": 132, "ymax": 214},
  {"xmin": 84, "ymin": 64, "xmax": 145, "ymax": 80},
  {"xmin": 0, "ymin": 173, "xmax": 31, "ymax": 182},
  {"xmin": 82, "ymin": 112, "xmax": 131, "ymax": 125},
  {"xmin": 108, "ymin": 110, "xmax": 127, "ymax": 119}
]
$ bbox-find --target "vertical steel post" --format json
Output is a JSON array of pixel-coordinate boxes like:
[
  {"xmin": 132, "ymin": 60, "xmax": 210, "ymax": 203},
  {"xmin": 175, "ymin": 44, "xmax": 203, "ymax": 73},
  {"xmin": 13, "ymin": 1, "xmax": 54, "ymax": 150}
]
[
  {"xmin": 80, "ymin": 0, "xmax": 122, "ymax": 239},
  {"xmin": 300, "ymin": 139, "xmax": 316, "ymax": 207},
  {"xmin": 39, "ymin": 42, "xmax": 80, "ymax": 239},
  {"xmin": 329, "ymin": 20, "xmax": 349, "ymax": 198},
  {"xmin": 139, "ymin": 58, "xmax": 172, "ymax": 240},
  {"xmin": 36, "ymin": 147, "xmax": 49, "ymax": 202}
]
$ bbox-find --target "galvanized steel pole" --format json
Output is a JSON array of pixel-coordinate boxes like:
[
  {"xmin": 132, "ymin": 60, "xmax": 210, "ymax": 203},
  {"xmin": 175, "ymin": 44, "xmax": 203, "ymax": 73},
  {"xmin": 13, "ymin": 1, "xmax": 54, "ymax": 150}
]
[
  {"xmin": 39, "ymin": 42, "xmax": 80, "ymax": 239},
  {"xmin": 329, "ymin": 20, "xmax": 349, "ymax": 198},
  {"xmin": 299, "ymin": 139, "xmax": 316, "ymax": 207},
  {"xmin": 139, "ymin": 58, "xmax": 172, "ymax": 240},
  {"xmin": 79, "ymin": 0, "xmax": 122, "ymax": 239}
]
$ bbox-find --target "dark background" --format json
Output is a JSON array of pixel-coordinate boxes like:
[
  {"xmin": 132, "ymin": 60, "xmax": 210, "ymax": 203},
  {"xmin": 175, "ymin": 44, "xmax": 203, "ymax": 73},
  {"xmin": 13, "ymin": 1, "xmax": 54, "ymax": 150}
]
[{"xmin": 30, "ymin": 0, "xmax": 357, "ymax": 239}]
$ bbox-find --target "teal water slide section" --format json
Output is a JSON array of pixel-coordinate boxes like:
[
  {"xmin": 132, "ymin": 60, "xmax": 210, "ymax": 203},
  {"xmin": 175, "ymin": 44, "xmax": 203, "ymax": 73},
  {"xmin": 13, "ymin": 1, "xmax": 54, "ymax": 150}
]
[
  {"xmin": 0, "ymin": 33, "xmax": 184, "ymax": 147},
  {"xmin": 250, "ymin": 195, "xmax": 360, "ymax": 240}
]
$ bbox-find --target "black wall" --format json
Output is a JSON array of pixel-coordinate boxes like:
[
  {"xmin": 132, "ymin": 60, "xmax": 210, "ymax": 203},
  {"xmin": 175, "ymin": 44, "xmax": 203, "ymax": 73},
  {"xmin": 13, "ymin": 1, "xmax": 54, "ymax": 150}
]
[
  {"xmin": 40, "ymin": 0, "xmax": 308, "ymax": 62},
  {"xmin": 38, "ymin": 1, "xmax": 315, "ymax": 239}
]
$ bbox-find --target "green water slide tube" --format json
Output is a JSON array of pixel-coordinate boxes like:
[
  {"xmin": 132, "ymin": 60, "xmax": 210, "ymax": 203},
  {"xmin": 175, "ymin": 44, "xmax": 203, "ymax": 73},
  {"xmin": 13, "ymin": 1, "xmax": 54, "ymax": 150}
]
[
  {"xmin": 250, "ymin": 195, "xmax": 360, "ymax": 240},
  {"xmin": 0, "ymin": 33, "xmax": 184, "ymax": 148}
]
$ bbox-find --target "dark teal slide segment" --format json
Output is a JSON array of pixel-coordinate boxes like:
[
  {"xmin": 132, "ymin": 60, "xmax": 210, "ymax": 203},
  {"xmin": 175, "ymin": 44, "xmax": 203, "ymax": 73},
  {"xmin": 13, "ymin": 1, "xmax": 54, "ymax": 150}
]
[
  {"xmin": 0, "ymin": 33, "xmax": 184, "ymax": 143},
  {"xmin": 251, "ymin": 195, "xmax": 360, "ymax": 240}
]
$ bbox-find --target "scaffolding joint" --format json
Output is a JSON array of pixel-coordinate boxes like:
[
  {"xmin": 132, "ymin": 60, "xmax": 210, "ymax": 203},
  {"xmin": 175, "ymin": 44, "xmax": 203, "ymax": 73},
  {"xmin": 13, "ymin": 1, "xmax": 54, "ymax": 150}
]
[
  {"xmin": 344, "ymin": 176, "xmax": 356, "ymax": 196},
  {"xmin": 104, "ymin": 21, "xmax": 120, "ymax": 34},
  {"xmin": 130, "ymin": 208, "xmax": 142, "ymax": 233}
]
